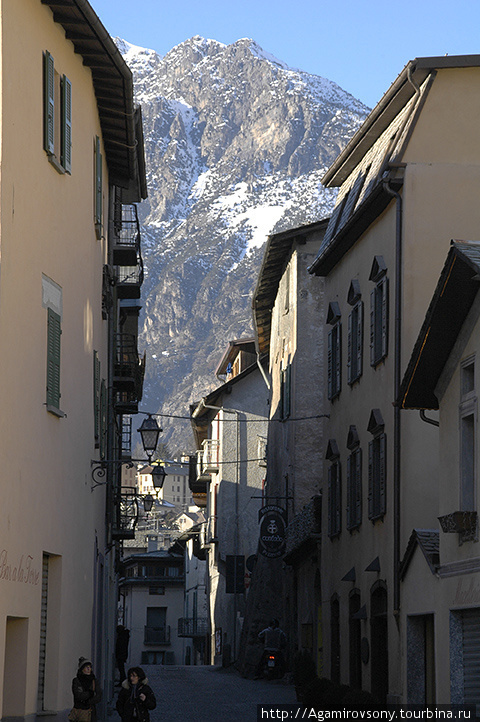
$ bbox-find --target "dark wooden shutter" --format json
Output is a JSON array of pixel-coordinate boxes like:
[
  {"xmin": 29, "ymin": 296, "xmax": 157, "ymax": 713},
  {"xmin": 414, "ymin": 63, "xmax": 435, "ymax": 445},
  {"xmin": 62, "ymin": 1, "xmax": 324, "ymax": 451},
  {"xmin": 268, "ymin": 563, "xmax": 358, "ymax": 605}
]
[
  {"xmin": 327, "ymin": 330, "xmax": 333, "ymax": 399},
  {"xmin": 43, "ymin": 51, "xmax": 55, "ymax": 155},
  {"xmin": 379, "ymin": 434, "xmax": 386, "ymax": 516},
  {"xmin": 99, "ymin": 379, "xmax": 107, "ymax": 459},
  {"xmin": 370, "ymin": 289, "xmax": 375, "ymax": 367},
  {"xmin": 346, "ymin": 454, "xmax": 352, "ymax": 528},
  {"xmin": 368, "ymin": 440, "xmax": 374, "ymax": 519},
  {"xmin": 335, "ymin": 463, "xmax": 342, "ymax": 535},
  {"xmin": 93, "ymin": 352, "xmax": 100, "ymax": 446},
  {"xmin": 285, "ymin": 363, "xmax": 291, "ymax": 418},
  {"xmin": 61, "ymin": 75, "xmax": 72, "ymax": 173},
  {"xmin": 381, "ymin": 278, "xmax": 389, "ymax": 360},
  {"xmin": 46, "ymin": 308, "xmax": 61, "ymax": 409},
  {"xmin": 355, "ymin": 448, "xmax": 362, "ymax": 526},
  {"xmin": 335, "ymin": 324, "xmax": 341, "ymax": 396},
  {"xmin": 356, "ymin": 302, "xmax": 363, "ymax": 379},
  {"xmin": 347, "ymin": 312, "xmax": 352, "ymax": 384},
  {"xmin": 95, "ymin": 136, "xmax": 103, "ymax": 236}
]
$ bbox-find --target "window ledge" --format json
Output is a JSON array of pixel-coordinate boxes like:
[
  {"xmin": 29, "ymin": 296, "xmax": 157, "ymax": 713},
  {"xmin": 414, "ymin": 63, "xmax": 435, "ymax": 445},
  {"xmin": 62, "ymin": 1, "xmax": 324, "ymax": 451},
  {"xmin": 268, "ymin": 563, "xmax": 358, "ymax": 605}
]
[
  {"xmin": 47, "ymin": 153, "xmax": 66, "ymax": 175},
  {"xmin": 47, "ymin": 405, "xmax": 66, "ymax": 418}
]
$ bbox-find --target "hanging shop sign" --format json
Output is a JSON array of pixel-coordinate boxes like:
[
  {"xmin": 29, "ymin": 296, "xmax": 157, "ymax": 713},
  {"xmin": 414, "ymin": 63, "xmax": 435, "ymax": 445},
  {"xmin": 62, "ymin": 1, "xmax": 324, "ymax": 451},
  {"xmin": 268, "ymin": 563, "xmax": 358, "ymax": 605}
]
[{"xmin": 258, "ymin": 505, "xmax": 287, "ymax": 558}]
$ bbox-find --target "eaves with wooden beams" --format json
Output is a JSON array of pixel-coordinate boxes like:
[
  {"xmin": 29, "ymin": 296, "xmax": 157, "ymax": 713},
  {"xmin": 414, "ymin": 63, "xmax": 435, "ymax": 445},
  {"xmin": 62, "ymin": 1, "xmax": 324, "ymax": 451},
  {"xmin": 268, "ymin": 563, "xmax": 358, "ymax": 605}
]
[{"xmin": 41, "ymin": 0, "xmax": 147, "ymax": 201}]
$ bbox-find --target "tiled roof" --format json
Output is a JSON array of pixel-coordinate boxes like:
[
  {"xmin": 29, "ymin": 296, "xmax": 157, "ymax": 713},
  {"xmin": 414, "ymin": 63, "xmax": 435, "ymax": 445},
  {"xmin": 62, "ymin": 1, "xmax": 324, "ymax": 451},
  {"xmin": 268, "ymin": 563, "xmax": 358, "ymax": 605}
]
[{"xmin": 398, "ymin": 241, "xmax": 480, "ymax": 409}]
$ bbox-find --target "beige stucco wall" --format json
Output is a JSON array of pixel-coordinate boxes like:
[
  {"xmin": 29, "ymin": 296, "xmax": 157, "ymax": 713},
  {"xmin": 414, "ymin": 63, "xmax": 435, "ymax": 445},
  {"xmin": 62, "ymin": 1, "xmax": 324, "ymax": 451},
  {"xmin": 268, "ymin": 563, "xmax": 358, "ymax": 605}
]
[
  {"xmin": 0, "ymin": 0, "xmax": 110, "ymax": 718},
  {"xmin": 318, "ymin": 64, "xmax": 480, "ymax": 702}
]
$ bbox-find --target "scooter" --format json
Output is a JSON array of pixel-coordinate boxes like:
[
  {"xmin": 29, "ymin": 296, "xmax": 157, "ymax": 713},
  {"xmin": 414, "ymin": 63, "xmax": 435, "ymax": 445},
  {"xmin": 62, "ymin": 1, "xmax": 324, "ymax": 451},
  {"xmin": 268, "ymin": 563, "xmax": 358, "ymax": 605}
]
[{"xmin": 264, "ymin": 650, "xmax": 283, "ymax": 679}]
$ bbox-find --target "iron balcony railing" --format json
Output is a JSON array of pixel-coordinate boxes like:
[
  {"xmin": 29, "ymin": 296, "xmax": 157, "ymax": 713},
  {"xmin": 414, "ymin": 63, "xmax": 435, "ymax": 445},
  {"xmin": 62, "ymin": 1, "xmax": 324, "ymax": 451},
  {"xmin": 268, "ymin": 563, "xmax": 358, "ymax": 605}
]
[
  {"xmin": 144, "ymin": 625, "xmax": 171, "ymax": 645},
  {"xmin": 114, "ymin": 334, "xmax": 145, "ymax": 412},
  {"xmin": 112, "ymin": 204, "xmax": 141, "ymax": 267},
  {"xmin": 112, "ymin": 488, "xmax": 138, "ymax": 541},
  {"xmin": 201, "ymin": 439, "xmax": 219, "ymax": 472},
  {"xmin": 177, "ymin": 618, "xmax": 208, "ymax": 638}
]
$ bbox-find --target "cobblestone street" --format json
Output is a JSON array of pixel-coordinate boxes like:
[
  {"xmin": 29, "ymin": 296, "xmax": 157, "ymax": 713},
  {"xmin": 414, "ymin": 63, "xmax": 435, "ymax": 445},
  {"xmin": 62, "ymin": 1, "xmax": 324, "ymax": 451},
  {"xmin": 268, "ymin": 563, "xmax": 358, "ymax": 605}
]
[{"xmin": 107, "ymin": 665, "xmax": 296, "ymax": 722}]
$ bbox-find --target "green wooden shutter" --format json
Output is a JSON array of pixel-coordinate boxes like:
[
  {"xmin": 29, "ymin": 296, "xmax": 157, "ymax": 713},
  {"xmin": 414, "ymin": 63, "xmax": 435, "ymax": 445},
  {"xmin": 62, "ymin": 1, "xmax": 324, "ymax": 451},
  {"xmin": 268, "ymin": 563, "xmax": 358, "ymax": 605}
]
[
  {"xmin": 43, "ymin": 51, "xmax": 55, "ymax": 155},
  {"xmin": 46, "ymin": 308, "xmax": 61, "ymax": 409},
  {"xmin": 95, "ymin": 136, "xmax": 103, "ymax": 237},
  {"xmin": 61, "ymin": 75, "xmax": 72, "ymax": 173}
]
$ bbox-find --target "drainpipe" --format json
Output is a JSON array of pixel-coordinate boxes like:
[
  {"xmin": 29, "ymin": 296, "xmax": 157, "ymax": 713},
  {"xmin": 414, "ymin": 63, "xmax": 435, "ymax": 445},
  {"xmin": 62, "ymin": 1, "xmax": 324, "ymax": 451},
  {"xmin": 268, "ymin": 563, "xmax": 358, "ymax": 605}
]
[
  {"xmin": 419, "ymin": 410, "xmax": 439, "ymax": 427},
  {"xmin": 381, "ymin": 65, "xmax": 422, "ymax": 621},
  {"xmin": 382, "ymin": 180, "xmax": 402, "ymax": 619}
]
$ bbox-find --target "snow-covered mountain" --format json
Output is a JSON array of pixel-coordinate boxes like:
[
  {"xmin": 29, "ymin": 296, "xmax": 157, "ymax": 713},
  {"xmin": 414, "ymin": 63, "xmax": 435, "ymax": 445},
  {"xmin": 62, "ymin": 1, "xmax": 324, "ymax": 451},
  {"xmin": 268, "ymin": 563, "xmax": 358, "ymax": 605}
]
[{"xmin": 117, "ymin": 36, "xmax": 370, "ymax": 453}]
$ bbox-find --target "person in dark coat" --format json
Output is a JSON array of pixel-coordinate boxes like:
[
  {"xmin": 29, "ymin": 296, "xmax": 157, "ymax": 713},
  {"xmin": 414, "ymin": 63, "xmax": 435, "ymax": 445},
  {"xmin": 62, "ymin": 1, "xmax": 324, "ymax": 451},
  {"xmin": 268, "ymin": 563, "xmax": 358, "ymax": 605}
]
[
  {"xmin": 115, "ymin": 625, "xmax": 130, "ymax": 683},
  {"xmin": 116, "ymin": 667, "xmax": 156, "ymax": 722},
  {"xmin": 72, "ymin": 657, "xmax": 102, "ymax": 722}
]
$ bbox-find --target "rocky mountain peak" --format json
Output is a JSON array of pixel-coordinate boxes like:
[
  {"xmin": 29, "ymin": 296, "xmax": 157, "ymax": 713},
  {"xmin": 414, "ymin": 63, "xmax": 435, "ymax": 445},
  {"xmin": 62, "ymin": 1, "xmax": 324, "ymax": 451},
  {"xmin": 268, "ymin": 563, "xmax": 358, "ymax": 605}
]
[{"xmin": 117, "ymin": 37, "xmax": 370, "ymax": 452}]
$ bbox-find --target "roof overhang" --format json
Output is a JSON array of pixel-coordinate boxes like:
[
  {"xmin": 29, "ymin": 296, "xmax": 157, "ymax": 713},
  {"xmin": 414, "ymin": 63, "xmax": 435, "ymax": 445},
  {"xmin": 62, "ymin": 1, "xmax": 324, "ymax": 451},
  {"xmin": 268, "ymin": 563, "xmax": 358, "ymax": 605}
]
[
  {"xmin": 253, "ymin": 218, "xmax": 329, "ymax": 354},
  {"xmin": 322, "ymin": 55, "xmax": 480, "ymax": 188},
  {"xmin": 42, "ymin": 0, "xmax": 147, "ymax": 200},
  {"xmin": 398, "ymin": 241, "xmax": 480, "ymax": 410},
  {"xmin": 308, "ymin": 179, "xmax": 401, "ymax": 277}
]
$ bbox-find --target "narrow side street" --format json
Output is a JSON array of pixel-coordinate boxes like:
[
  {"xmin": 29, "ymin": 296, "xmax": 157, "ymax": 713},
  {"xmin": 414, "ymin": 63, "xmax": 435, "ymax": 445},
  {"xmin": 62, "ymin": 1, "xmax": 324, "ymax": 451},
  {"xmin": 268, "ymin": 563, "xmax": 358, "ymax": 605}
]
[{"xmin": 107, "ymin": 665, "xmax": 297, "ymax": 722}]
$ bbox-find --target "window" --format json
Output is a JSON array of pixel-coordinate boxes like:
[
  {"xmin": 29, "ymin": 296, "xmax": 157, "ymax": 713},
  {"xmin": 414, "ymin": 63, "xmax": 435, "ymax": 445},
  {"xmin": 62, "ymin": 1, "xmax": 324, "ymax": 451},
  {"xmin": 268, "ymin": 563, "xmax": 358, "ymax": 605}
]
[
  {"xmin": 43, "ymin": 51, "xmax": 72, "ymax": 174},
  {"xmin": 347, "ymin": 281, "xmax": 363, "ymax": 384},
  {"xmin": 46, "ymin": 308, "xmax": 61, "ymax": 412},
  {"xmin": 346, "ymin": 426, "xmax": 362, "ymax": 530},
  {"xmin": 369, "ymin": 256, "xmax": 389, "ymax": 367},
  {"xmin": 327, "ymin": 302, "xmax": 342, "ymax": 400},
  {"xmin": 460, "ymin": 357, "xmax": 476, "ymax": 512},
  {"xmin": 368, "ymin": 409, "xmax": 386, "ymax": 521},
  {"xmin": 327, "ymin": 440, "xmax": 341, "ymax": 537},
  {"xmin": 42, "ymin": 275, "xmax": 64, "ymax": 416},
  {"xmin": 94, "ymin": 136, "xmax": 103, "ymax": 239}
]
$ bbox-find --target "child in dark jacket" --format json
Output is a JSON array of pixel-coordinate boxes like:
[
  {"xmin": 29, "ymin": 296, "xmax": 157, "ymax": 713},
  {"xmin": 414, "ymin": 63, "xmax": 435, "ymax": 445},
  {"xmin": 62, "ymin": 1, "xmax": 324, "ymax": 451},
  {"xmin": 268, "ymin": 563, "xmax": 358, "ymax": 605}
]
[{"xmin": 116, "ymin": 667, "xmax": 156, "ymax": 722}]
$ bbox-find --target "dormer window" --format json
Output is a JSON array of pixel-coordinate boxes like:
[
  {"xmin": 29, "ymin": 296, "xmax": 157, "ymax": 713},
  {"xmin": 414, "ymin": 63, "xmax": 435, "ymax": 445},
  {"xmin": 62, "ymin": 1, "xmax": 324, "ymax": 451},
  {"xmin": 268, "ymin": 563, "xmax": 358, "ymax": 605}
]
[
  {"xmin": 369, "ymin": 256, "xmax": 389, "ymax": 367},
  {"xmin": 327, "ymin": 302, "xmax": 342, "ymax": 400}
]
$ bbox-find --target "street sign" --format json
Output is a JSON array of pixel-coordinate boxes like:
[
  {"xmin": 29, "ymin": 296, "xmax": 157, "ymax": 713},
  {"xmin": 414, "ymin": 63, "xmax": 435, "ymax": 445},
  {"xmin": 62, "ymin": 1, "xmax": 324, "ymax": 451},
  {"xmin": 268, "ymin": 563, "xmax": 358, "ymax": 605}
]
[{"xmin": 258, "ymin": 505, "xmax": 287, "ymax": 558}]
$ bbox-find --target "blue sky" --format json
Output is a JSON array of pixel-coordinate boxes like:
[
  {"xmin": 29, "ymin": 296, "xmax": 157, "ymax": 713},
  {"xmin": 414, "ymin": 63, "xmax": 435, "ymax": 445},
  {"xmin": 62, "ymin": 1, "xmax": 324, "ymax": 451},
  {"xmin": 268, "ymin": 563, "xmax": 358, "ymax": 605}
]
[{"xmin": 92, "ymin": 0, "xmax": 480, "ymax": 109}]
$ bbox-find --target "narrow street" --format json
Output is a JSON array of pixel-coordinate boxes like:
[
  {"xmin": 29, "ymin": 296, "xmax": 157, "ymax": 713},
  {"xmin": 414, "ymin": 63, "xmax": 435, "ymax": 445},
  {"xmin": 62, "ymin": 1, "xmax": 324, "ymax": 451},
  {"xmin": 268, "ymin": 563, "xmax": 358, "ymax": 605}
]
[{"xmin": 107, "ymin": 665, "xmax": 297, "ymax": 722}]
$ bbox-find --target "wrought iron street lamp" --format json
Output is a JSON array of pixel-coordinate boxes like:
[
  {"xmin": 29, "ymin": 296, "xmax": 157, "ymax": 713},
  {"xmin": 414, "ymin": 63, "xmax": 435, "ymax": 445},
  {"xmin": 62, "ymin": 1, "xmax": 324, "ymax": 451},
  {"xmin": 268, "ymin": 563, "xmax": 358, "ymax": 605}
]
[
  {"xmin": 138, "ymin": 415, "xmax": 162, "ymax": 461},
  {"xmin": 152, "ymin": 464, "xmax": 167, "ymax": 490}
]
